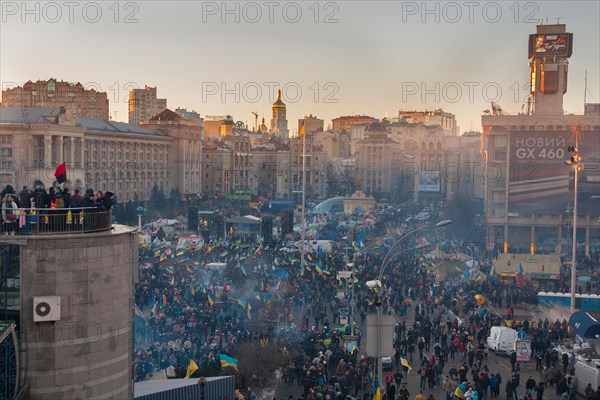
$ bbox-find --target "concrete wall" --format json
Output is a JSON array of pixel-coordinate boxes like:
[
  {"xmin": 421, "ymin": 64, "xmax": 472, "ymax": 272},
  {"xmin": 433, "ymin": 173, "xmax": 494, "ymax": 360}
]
[{"xmin": 17, "ymin": 225, "xmax": 137, "ymax": 400}]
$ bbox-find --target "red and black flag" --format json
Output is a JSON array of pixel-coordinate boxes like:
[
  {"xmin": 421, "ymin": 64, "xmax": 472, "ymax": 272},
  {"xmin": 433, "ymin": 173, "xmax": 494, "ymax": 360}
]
[{"xmin": 54, "ymin": 162, "xmax": 67, "ymax": 184}]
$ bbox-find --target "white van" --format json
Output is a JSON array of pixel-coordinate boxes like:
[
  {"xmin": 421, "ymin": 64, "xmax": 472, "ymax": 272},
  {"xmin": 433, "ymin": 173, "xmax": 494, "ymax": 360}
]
[
  {"xmin": 575, "ymin": 359, "xmax": 600, "ymax": 396},
  {"xmin": 487, "ymin": 326, "xmax": 518, "ymax": 354}
]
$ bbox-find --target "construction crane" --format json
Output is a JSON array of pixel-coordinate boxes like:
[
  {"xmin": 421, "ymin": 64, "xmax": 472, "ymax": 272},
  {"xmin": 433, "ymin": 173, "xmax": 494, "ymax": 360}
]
[{"xmin": 251, "ymin": 111, "xmax": 259, "ymax": 131}]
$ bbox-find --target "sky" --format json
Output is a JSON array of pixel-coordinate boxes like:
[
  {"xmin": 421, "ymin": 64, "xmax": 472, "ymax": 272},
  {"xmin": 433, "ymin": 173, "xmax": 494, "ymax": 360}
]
[{"xmin": 1, "ymin": 1, "xmax": 599, "ymax": 134}]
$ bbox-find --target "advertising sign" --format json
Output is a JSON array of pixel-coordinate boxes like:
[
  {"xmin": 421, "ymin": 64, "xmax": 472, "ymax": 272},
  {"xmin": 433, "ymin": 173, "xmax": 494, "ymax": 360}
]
[
  {"xmin": 508, "ymin": 130, "xmax": 600, "ymax": 215},
  {"xmin": 418, "ymin": 171, "xmax": 441, "ymax": 192},
  {"xmin": 515, "ymin": 340, "xmax": 532, "ymax": 362},
  {"xmin": 528, "ymin": 33, "xmax": 573, "ymax": 57}
]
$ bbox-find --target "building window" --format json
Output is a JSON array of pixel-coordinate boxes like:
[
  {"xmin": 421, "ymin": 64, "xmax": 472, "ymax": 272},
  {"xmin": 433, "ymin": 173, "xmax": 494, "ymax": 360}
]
[
  {"xmin": 1, "ymin": 148, "xmax": 12, "ymax": 157},
  {"xmin": 0, "ymin": 136, "xmax": 13, "ymax": 144}
]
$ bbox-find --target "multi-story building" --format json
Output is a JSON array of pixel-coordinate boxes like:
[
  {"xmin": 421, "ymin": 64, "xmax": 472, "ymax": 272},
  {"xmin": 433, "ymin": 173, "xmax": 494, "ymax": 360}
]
[
  {"xmin": 251, "ymin": 144, "xmax": 292, "ymax": 199},
  {"xmin": 204, "ymin": 116, "xmax": 236, "ymax": 140},
  {"xmin": 318, "ymin": 131, "xmax": 351, "ymax": 159},
  {"xmin": 444, "ymin": 131, "xmax": 485, "ymax": 201},
  {"xmin": 1, "ymin": 78, "xmax": 109, "ymax": 119},
  {"xmin": 141, "ymin": 109, "xmax": 204, "ymax": 197},
  {"xmin": 398, "ymin": 109, "xmax": 458, "ymax": 136},
  {"xmin": 332, "ymin": 115, "xmax": 378, "ymax": 133},
  {"xmin": 482, "ymin": 23, "xmax": 600, "ymax": 256},
  {"xmin": 354, "ymin": 123, "xmax": 404, "ymax": 200},
  {"xmin": 128, "ymin": 85, "xmax": 167, "ymax": 125},
  {"xmin": 0, "ymin": 107, "xmax": 203, "ymax": 202},
  {"xmin": 289, "ymin": 133, "xmax": 329, "ymax": 198},
  {"xmin": 298, "ymin": 114, "xmax": 324, "ymax": 134},
  {"xmin": 412, "ymin": 125, "xmax": 446, "ymax": 204},
  {"xmin": 175, "ymin": 107, "xmax": 202, "ymax": 121}
]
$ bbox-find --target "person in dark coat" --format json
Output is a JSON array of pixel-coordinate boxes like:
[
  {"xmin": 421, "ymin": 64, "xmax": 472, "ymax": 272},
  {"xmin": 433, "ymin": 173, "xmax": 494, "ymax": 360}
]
[
  {"xmin": 506, "ymin": 377, "xmax": 514, "ymax": 400},
  {"xmin": 18, "ymin": 186, "xmax": 31, "ymax": 208},
  {"xmin": 534, "ymin": 382, "xmax": 544, "ymax": 400},
  {"xmin": 100, "ymin": 191, "xmax": 115, "ymax": 229},
  {"xmin": 526, "ymin": 377, "xmax": 537, "ymax": 396},
  {"xmin": 80, "ymin": 191, "xmax": 97, "ymax": 231}
]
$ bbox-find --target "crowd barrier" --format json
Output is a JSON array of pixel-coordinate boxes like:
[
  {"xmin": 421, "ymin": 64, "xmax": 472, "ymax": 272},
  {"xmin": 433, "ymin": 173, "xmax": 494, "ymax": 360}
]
[{"xmin": 0, "ymin": 208, "xmax": 112, "ymax": 235}]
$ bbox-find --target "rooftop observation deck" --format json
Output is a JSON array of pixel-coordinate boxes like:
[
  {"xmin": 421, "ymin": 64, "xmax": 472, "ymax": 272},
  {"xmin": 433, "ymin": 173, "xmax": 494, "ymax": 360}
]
[{"xmin": 0, "ymin": 208, "xmax": 112, "ymax": 236}]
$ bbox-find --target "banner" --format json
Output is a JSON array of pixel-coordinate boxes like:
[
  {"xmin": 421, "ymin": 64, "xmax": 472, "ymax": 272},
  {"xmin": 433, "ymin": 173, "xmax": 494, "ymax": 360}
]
[
  {"xmin": 515, "ymin": 340, "xmax": 531, "ymax": 362},
  {"xmin": 508, "ymin": 130, "xmax": 600, "ymax": 216},
  {"xmin": 418, "ymin": 171, "xmax": 440, "ymax": 192},
  {"xmin": 516, "ymin": 273, "xmax": 527, "ymax": 288},
  {"xmin": 528, "ymin": 33, "xmax": 573, "ymax": 57}
]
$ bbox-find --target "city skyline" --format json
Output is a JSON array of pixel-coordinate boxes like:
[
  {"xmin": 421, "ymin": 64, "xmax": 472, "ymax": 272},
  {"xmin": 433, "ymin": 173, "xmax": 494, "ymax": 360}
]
[{"xmin": 1, "ymin": 1, "xmax": 599, "ymax": 133}]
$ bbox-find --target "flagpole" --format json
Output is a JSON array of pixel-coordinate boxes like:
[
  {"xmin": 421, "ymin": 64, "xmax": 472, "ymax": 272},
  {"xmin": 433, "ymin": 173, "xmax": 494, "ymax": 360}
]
[{"xmin": 300, "ymin": 126, "xmax": 306, "ymax": 277}]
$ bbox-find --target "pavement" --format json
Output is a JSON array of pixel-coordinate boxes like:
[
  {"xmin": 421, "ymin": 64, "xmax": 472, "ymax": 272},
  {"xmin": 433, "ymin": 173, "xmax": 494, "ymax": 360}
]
[{"xmin": 274, "ymin": 297, "xmax": 567, "ymax": 400}]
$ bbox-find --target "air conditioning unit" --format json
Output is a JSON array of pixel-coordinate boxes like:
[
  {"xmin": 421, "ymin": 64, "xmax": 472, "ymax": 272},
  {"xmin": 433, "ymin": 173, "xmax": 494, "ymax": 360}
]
[{"xmin": 33, "ymin": 296, "xmax": 61, "ymax": 322}]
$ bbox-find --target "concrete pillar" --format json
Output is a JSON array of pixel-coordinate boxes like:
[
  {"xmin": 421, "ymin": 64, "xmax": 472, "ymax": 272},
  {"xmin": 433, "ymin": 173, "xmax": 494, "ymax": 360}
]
[
  {"xmin": 530, "ymin": 217, "xmax": 536, "ymax": 253},
  {"xmin": 43, "ymin": 135, "xmax": 52, "ymax": 167},
  {"xmin": 557, "ymin": 216, "xmax": 563, "ymax": 254},
  {"xmin": 79, "ymin": 138, "xmax": 85, "ymax": 166},
  {"xmin": 488, "ymin": 225, "xmax": 496, "ymax": 246},
  {"xmin": 585, "ymin": 217, "xmax": 590, "ymax": 258},
  {"xmin": 70, "ymin": 137, "xmax": 76, "ymax": 167},
  {"xmin": 56, "ymin": 136, "xmax": 64, "ymax": 163}
]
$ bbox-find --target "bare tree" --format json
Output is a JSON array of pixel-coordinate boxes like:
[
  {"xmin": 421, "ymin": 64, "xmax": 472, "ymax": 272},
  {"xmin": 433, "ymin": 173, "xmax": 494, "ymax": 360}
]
[{"xmin": 235, "ymin": 342, "xmax": 288, "ymax": 396}]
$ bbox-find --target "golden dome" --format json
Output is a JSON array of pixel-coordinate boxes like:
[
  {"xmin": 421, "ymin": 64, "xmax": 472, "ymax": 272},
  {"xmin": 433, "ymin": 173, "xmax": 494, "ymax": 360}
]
[{"xmin": 272, "ymin": 89, "xmax": 286, "ymax": 109}]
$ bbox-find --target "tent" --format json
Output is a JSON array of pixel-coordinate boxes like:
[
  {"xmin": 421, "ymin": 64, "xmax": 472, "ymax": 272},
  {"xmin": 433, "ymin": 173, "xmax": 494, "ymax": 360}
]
[
  {"xmin": 493, "ymin": 253, "xmax": 560, "ymax": 280},
  {"xmin": 569, "ymin": 311, "xmax": 600, "ymax": 339}
]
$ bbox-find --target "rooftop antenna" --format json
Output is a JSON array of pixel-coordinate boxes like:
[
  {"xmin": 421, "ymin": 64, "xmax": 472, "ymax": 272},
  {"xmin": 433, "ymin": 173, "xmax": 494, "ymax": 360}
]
[{"xmin": 584, "ymin": 70, "xmax": 587, "ymax": 105}]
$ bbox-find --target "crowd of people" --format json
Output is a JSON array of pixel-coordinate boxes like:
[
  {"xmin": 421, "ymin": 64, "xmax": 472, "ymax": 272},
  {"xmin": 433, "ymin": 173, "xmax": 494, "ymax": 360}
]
[
  {"xmin": 0, "ymin": 183, "xmax": 114, "ymax": 233},
  {"xmin": 127, "ymin": 201, "xmax": 600, "ymax": 400}
]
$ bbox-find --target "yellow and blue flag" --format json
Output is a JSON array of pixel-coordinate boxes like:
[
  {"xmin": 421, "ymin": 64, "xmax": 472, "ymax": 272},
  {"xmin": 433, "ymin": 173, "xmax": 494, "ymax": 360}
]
[
  {"xmin": 373, "ymin": 387, "xmax": 381, "ymax": 400},
  {"xmin": 237, "ymin": 298, "xmax": 247, "ymax": 309},
  {"xmin": 219, "ymin": 354, "xmax": 238, "ymax": 370},
  {"xmin": 399, "ymin": 353, "xmax": 412, "ymax": 371}
]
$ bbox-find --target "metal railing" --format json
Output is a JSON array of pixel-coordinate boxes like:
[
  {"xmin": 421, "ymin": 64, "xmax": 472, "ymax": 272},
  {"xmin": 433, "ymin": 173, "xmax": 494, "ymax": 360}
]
[{"xmin": 0, "ymin": 208, "xmax": 112, "ymax": 235}]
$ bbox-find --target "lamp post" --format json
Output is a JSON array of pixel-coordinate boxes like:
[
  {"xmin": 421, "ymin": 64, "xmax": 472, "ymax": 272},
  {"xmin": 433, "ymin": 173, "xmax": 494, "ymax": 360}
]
[
  {"xmin": 198, "ymin": 376, "xmax": 207, "ymax": 400},
  {"xmin": 566, "ymin": 143, "xmax": 583, "ymax": 312},
  {"xmin": 370, "ymin": 220, "xmax": 452, "ymax": 383},
  {"xmin": 136, "ymin": 206, "xmax": 145, "ymax": 231}
]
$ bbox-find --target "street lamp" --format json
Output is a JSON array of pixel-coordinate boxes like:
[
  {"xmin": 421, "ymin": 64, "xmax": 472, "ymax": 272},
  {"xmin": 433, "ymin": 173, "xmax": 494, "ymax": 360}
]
[
  {"xmin": 136, "ymin": 206, "xmax": 145, "ymax": 231},
  {"xmin": 198, "ymin": 376, "xmax": 207, "ymax": 400},
  {"xmin": 371, "ymin": 219, "xmax": 452, "ymax": 383},
  {"xmin": 565, "ymin": 145, "xmax": 583, "ymax": 312}
]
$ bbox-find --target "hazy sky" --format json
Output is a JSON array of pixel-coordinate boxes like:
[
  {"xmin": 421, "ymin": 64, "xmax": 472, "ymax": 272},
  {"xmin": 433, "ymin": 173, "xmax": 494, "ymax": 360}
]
[{"xmin": 1, "ymin": 1, "xmax": 599, "ymax": 133}]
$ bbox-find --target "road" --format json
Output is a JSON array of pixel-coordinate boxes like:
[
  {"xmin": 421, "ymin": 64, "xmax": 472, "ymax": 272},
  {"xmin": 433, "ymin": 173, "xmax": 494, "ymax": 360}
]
[{"xmin": 274, "ymin": 295, "xmax": 567, "ymax": 400}]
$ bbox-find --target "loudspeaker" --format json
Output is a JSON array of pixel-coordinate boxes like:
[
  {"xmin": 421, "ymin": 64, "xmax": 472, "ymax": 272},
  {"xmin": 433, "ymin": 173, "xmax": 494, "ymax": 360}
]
[
  {"xmin": 214, "ymin": 215, "xmax": 224, "ymax": 238},
  {"xmin": 261, "ymin": 216, "xmax": 273, "ymax": 240},
  {"xmin": 201, "ymin": 229, "xmax": 210, "ymax": 241},
  {"xmin": 188, "ymin": 207, "xmax": 198, "ymax": 232},
  {"xmin": 281, "ymin": 209, "xmax": 293, "ymax": 235}
]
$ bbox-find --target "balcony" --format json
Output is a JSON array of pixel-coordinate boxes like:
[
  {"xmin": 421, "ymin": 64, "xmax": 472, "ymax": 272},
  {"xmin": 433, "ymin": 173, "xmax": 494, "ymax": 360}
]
[{"xmin": 0, "ymin": 208, "xmax": 112, "ymax": 236}]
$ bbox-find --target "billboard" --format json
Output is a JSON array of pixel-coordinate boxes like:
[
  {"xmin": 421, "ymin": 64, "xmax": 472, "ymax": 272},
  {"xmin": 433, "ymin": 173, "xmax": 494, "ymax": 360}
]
[
  {"xmin": 528, "ymin": 33, "xmax": 573, "ymax": 57},
  {"xmin": 508, "ymin": 130, "xmax": 600, "ymax": 215},
  {"xmin": 418, "ymin": 171, "xmax": 440, "ymax": 192}
]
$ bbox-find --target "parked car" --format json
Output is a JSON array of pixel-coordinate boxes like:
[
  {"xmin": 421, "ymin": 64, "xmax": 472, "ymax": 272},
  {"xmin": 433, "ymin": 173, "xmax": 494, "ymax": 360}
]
[{"xmin": 382, "ymin": 356, "xmax": 393, "ymax": 370}]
